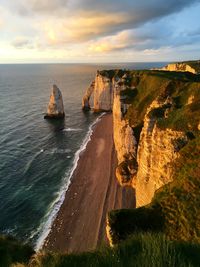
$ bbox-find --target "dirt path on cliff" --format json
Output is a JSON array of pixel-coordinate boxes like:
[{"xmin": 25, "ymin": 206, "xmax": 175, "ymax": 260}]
[{"xmin": 43, "ymin": 114, "xmax": 135, "ymax": 253}]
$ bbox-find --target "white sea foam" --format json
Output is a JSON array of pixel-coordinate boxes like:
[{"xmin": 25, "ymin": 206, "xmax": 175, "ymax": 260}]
[
  {"xmin": 34, "ymin": 113, "xmax": 105, "ymax": 251},
  {"xmin": 62, "ymin": 128, "xmax": 82, "ymax": 132}
]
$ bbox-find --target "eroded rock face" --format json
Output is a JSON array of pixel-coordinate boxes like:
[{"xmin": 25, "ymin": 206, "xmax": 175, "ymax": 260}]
[
  {"xmin": 160, "ymin": 63, "xmax": 196, "ymax": 74},
  {"xmin": 82, "ymin": 81, "xmax": 95, "ymax": 111},
  {"xmin": 44, "ymin": 85, "xmax": 65, "ymax": 119},
  {"xmin": 135, "ymin": 100, "xmax": 188, "ymax": 207},
  {"xmin": 93, "ymin": 73, "xmax": 114, "ymax": 111},
  {"xmin": 82, "ymin": 71, "xmax": 189, "ymax": 208},
  {"xmin": 113, "ymin": 85, "xmax": 137, "ymax": 186}
]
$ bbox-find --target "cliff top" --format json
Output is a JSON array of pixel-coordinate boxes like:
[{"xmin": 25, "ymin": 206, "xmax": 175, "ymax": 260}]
[
  {"xmin": 173, "ymin": 59, "xmax": 200, "ymax": 73},
  {"xmin": 97, "ymin": 69, "xmax": 200, "ymax": 133},
  {"xmin": 105, "ymin": 68, "xmax": 200, "ymax": 246}
]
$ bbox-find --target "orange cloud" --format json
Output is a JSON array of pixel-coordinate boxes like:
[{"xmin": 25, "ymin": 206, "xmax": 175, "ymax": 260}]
[
  {"xmin": 89, "ymin": 31, "xmax": 132, "ymax": 52},
  {"xmin": 41, "ymin": 12, "xmax": 131, "ymax": 46}
]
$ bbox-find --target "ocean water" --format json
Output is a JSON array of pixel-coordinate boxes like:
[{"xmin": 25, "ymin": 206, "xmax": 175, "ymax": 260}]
[{"xmin": 0, "ymin": 62, "xmax": 166, "ymax": 248}]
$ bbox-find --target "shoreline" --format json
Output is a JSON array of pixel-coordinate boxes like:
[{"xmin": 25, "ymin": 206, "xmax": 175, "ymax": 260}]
[
  {"xmin": 34, "ymin": 114, "xmax": 105, "ymax": 251},
  {"xmin": 42, "ymin": 114, "xmax": 135, "ymax": 253}
]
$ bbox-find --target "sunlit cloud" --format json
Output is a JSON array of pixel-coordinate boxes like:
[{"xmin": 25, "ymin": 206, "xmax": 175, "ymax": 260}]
[{"xmin": 0, "ymin": 0, "xmax": 200, "ymax": 62}]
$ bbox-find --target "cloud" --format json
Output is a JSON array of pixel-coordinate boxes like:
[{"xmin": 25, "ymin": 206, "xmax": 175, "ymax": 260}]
[
  {"xmin": 13, "ymin": 0, "xmax": 69, "ymax": 15},
  {"xmin": 11, "ymin": 36, "xmax": 33, "ymax": 48},
  {"xmin": 1, "ymin": 0, "xmax": 200, "ymax": 62},
  {"xmin": 3, "ymin": 0, "xmax": 200, "ymax": 51},
  {"xmin": 0, "ymin": 18, "xmax": 3, "ymax": 29}
]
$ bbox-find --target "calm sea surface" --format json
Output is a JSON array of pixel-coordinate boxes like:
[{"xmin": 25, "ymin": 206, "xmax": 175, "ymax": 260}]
[{"xmin": 0, "ymin": 62, "xmax": 166, "ymax": 248}]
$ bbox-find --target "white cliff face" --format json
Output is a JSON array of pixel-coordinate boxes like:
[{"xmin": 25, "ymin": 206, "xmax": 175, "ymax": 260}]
[
  {"xmin": 135, "ymin": 100, "xmax": 187, "ymax": 207},
  {"xmin": 113, "ymin": 92, "xmax": 136, "ymax": 163},
  {"xmin": 113, "ymin": 84, "xmax": 137, "ymax": 186},
  {"xmin": 161, "ymin": 63, "xmax": 196, "ymax": 74},
  {"xmin": 83, "ymin": 71, "xmax": 190, "ymax": 207},
  {"xmin": 93, "ymin": 73, "xmax": 113, "ymax": 111},
  {"xmin": 45, "ymin": 85, "xmax": 65, "ymax": 119}
]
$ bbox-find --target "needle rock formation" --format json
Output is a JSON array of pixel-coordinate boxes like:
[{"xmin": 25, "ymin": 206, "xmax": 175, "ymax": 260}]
[{"xmin": 44, "ymin": 85, "xmax": 65, "ymax": 119}]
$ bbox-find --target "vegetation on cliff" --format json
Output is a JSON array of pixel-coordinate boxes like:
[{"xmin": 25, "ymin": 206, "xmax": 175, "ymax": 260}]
[
  {"xmin": 1, "ymin": 68, "xmax": 200, "ymax": 266},
  {"xmin": 108, "ymin": 136, "xmax": 200, "ymax": 242},
  {"xmin": 184, "ymin": 60, "xmax": 200, "ymax": 73},
  {"xmin": 0, "ymin": 235, "xmax": 33, "ymax": 267},
  {"xmin": 3, "ymin": 233, "xmax": 200, "ymax": 267},
  {"xmin": 106, "ymin": 69, "xmax": 200, "ymax": 249}
]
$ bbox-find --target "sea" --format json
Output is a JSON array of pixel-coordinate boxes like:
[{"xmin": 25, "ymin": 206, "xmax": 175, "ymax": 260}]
[{"xmin": 0, "ymin": 62, "xmax": 166, "ymax": 249}]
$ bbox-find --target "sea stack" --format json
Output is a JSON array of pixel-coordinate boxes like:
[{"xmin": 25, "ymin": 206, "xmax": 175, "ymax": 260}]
[{"xmin": 44, "ymin": 84, "xmax": 65, "ymax": 119}]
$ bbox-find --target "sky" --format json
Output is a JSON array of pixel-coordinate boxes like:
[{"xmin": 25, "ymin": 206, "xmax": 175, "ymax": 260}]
[{"xmin": 0, "ymin": 0, "xmax": 200, "ymax": 63}]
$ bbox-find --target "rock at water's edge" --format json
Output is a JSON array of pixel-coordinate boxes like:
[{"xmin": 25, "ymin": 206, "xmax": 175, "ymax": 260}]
[
  {"xmin": 82, "ymin": 81, "xmax": 95, "ymax": 111},
  {"xmin": 44, "ymin": 84, "xmax": 65, "ymax": 119}
]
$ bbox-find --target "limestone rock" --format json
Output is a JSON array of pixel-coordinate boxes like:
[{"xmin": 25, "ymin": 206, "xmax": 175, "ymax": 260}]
[
  {"xmin": 82, "ymin": 71, "xmax": 190, "ymax": 208},
  {"xmin": 113, "ymin": 92, "xmax": 137, "ymax": 163},
  {"xmin": 93, "ymin": 73, "xmax": 114, "ymax": 111},
  {"xmin": 135, "ymin": 100, "xmax": 188, "ymax": 207},
  {"xmin": 82, "ymin": 81, "xmax": 95, "ymax": 111},
  {"xmin": 44, "ymin": 85, "xmax": 65, "ymax": 119},
  {"xmin": 160, "ymin": 63, "xmax": 196, "ymax": 74},
  {"xmin": 113, "ymin": 86, "xmax": 137, "ymax": 186}
]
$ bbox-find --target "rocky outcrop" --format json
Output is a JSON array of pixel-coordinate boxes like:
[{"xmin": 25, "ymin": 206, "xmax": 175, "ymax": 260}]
[
  {"xmin": 82, "ymin": 72, "xmax": 114, "ymax": 112},
  {"xmin": 83, "ymin": 70, "xmax": 189, "ymax": 206},
  {"xmin": 44, "ymin": 85, "xmax": 65, "ymax": 119},
  {"xmin": 160, "ymin": 63, "xmax": 196, "ymax": 74},
  {"xmin": 113, "ymin": 88, "xmax": 137, "ymax": 186},
  {"xmin": 82, "ymin": 81, "xmax": 95, "ymax": 111},
  {"xmin": 83, "ymin": 69, "xmax": 200, "ymax": 247},
  {"xmin": 93, "ymin": 72, "xmax": 114, "ymax": 111},
  {"xmin": 135, "ymin": 100, "xmax": 188, "ymax": 207}
]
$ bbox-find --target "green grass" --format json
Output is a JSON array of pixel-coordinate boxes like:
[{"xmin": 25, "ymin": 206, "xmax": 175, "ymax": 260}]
[
  {"xmin": 1, "ymin": 68, "xmax": 200, "ymax": 266},
  {"xmin": 120, "ymin": 88, "xmax": 138, "ymax": 104},
  {"xmin": 151, "ymin": 136, "xmax": 200, "ymax": 242},
  {"xmin": 9, "ymin": 233, "xmax": 200, "ymax": 267},
  {"xmin": 157, "ymin": 81, "xmax": 200, "ymax": 132},
  {"xmin": 100, "ymin": 69, "xmax": 200, "ymax": 246},
  {"xmin": 0, "ymin": 235, "xmax": 34, "ymax": 267},
  {"xmin": 108, "ymin": 136, "xmax": 200, "ymax": 246},
  {"xmin": 107, "ymin": 207, "xmax": 164, "ymax": 244}
]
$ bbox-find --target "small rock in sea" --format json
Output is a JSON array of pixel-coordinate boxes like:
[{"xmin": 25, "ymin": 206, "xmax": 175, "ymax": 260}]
[{"xmin": 44, "ymin": 84, "xmax": 65, "ymax": 119}]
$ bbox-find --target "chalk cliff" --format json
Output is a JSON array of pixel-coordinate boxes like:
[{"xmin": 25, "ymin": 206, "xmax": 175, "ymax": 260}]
[
  {"xmin": 82, "ymin": 81, "xmax": 95, "ymax": 111},
  {"xmin": 113, "ymin": 85, "xmax": 137, "ymax": 186},
  {"xmin": 158, "ymin": 60, "xmax": 200, "ymax": 74},
  {"xmin": 93, "ymin": 72, "xmax": 114, "ymax": 111},
  {"xmin": 160, "ymin": 63, "xmax": 196, "ymax": 74},
  {"xmin": 82, "ymin": 71, "xmax": 114, "ymax": 111},
  {"xmin": 83, "ymin": 69, "xmax": 199, "ymax": 208},
  {"xmin": 135, "ymin": 99, "xmax": 188, "ymax": 207},
  {"xmin": 44, "ymin": 85, "xmax": 65, "ymax": 119}
]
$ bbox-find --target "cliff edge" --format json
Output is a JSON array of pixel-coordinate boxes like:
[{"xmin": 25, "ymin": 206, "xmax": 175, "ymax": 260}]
[
  {"xmin": 157, "ymin": 60, "xmax": 200, "ymax": 74},
  {"xmin": 83, "ymin": 69, "xmax": 200, "ymax": 246}
]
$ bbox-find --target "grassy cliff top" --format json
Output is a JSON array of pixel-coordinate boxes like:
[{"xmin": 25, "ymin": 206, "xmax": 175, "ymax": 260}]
[
  {"xmin": 108, "ymin": 135, "xmax": 200, "ymax": 243},
  {"xmin": 98, "ymin": 69, "xmax": 200, "ymax": 133},
  {"xmin": 98, "ymin": 68, "xmax": 200, "ymax": 80},
  {"xmin": 176, "ymin": 59, "xmax": 200, "ymax": 73},
  {"xmin": 105, "ymin": 68, "xmax": 200, "ymax": 250}
]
